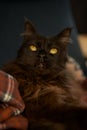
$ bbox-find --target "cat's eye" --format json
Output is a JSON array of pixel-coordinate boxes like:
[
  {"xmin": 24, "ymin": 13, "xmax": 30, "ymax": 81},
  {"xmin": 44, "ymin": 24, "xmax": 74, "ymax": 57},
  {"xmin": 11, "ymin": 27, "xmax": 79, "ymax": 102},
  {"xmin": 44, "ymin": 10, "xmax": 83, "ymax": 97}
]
[
  {"xmin": 49, "ymin": 48, "xmax": 58, "ymax": 55},
  {"xmin": 29, "ymin": 45, "xmax": 37, "ymax": 51}
]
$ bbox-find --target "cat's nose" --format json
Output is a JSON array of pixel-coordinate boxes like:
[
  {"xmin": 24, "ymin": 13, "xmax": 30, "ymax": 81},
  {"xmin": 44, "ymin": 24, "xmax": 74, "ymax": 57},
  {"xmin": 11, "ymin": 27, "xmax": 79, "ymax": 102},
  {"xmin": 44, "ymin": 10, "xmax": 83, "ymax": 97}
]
[
  {"xmin": 38, "ymin": 50, "xmax": 47, "ymax": 60},
  {"xmin": 37, "ymin": 52, "xmax": 47, "ymax": 62},
  {"xmin": 39, "ymin": 54, "xmax": 47, "ymax": 62},
  {"xmin": 40, "ymin": 54, "xmax": 46, "ymax": 58}
]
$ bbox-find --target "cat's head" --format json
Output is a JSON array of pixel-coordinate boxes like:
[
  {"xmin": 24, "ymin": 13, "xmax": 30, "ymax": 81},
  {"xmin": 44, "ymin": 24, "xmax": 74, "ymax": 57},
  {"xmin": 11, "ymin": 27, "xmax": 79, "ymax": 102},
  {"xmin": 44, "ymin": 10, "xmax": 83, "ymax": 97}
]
[{"xmin": 17, "ymin": 19, "xmax": 72, "ymax": 76}]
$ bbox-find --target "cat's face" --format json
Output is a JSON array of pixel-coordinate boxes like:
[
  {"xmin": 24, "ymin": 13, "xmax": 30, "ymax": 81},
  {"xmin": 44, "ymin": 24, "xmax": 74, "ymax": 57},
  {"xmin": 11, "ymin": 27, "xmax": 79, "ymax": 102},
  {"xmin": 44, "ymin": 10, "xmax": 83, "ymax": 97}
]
[{"xmin": 17, "ymin": 19, "xmax": 71, "ymax": 76}]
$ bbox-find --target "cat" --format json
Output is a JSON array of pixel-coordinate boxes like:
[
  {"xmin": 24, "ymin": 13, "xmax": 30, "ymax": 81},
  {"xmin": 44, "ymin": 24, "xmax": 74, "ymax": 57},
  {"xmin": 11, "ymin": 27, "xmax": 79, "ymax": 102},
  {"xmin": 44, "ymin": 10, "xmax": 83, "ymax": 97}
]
[{"xmin": 2, "ymin": 19, "xmax": 87, "ymax": 130}]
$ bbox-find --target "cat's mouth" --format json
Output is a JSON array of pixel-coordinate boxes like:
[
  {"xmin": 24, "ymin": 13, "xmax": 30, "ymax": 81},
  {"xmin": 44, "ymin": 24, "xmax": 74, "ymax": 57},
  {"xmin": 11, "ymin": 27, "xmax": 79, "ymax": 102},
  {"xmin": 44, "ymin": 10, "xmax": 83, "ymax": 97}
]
[
  {"xmin": 35, "ymin": 62, "xmax": 49, "ymax": 72},
  {"xmin": 34, "ymin": 61, "xmax": 51, "ymax": 75},
  {"xmin": 36, "ymin": 63, "xmax": 49, "ymax": 75},
  {"xmin": 38, "ymin": 63, "xmax": 44, "ymax": 68},
  {"xmin": 37, "ymin": 63, "xmax": 46, "ymax": 70}
]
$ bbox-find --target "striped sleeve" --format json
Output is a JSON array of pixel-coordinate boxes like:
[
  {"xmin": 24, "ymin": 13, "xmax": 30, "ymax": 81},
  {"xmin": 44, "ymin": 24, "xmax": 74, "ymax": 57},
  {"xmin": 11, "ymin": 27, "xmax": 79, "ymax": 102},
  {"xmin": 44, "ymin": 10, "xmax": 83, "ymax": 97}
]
[{"xmin": 0, "ymin": 70, "xmax": 25, "ymax": 115}]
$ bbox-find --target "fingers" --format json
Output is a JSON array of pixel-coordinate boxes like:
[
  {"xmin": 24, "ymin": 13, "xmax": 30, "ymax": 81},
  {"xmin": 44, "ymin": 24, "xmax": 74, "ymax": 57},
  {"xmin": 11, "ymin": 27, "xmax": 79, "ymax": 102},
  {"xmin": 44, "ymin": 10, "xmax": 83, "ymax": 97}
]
[
  {"xmin": 0, "ymin": 106, "xmax": 28, "ymax": 130},
  {"xmin": 0, "ymin": 104, "xmax": 9, "ymax": 109},
  {"xmin": 0, "ymin": 123, "xmax": 6, "ymax": 130},
  {"xmin": 5, "ymin": 115, "xmax": 28, "ymax": 130}
]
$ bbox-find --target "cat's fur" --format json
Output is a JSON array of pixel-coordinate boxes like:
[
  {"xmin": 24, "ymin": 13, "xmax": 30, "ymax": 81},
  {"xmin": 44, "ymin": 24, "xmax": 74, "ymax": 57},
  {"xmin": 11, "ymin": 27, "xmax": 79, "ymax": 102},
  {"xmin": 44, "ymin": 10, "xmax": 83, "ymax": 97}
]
[{"xmin": 2, "ymin": 19, "xmax": 87, "ymax": 130}]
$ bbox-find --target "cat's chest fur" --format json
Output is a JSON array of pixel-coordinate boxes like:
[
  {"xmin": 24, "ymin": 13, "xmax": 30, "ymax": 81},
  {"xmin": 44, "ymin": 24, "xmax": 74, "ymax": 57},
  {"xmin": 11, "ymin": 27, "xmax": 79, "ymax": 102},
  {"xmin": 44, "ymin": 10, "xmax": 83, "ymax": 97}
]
[
  {"xmin": 2, "ymin": 64, "xmax": 87, "ymax": 130},
  {"xmin": 2, "ymin": 19, "xmax": 87, "ymax": 129},
  {"xmin": 16, "ymin": 69, "xmax": 82, "ymax": 119}
]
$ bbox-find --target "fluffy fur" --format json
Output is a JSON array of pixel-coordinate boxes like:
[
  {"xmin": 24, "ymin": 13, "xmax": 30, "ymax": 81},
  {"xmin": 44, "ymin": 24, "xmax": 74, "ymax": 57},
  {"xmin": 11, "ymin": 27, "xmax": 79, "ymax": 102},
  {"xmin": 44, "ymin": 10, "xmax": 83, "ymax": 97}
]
[{"xmin": 2, "ymin": 19, "xmax": 87, "ymax": 130}]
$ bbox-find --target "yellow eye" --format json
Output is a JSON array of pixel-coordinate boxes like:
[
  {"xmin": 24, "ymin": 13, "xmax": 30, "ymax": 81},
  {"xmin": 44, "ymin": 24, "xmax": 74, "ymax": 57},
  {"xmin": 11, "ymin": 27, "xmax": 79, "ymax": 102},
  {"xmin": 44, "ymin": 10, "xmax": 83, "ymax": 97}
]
[
  {"xmin": 49, "ymin": 48, "xmax": 58, "ymax": 54},
  {"xmin": 29, "ymin": 45, "xmax": 37, "ymax": 51}
]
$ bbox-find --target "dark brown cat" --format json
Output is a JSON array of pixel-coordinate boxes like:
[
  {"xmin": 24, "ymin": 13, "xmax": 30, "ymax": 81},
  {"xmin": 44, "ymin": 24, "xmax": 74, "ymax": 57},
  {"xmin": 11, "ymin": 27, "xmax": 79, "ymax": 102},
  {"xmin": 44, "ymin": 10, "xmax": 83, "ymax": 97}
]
[{"xmin": 2, "ymin": 19, "xmax": 87, "ymax": 130}]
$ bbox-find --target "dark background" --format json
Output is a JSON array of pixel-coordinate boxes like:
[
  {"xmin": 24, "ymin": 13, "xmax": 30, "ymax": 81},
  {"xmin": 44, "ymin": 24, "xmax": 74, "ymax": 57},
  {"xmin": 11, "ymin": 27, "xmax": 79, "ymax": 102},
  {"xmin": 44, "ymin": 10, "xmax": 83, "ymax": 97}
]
[
  {"xmin": 71, "ymin": 0, "xmax": 87, "ymax": 34},
  {"xmin": 0, "ymin": 0, "xmax": 87, "ymax": 75}
]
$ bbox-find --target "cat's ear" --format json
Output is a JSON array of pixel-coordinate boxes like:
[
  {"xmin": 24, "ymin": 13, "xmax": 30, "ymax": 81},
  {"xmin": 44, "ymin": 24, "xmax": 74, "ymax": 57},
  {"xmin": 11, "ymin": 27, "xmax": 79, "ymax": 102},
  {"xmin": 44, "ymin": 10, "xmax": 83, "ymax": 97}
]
[
  {"xmin": 54, "ymin": 28, "xmax": 72, "ymax": 45},
  {"xmin": 24, "ymin": 18, "xmax": 36, "ymax": 34},
  {"xmin": 21, "ymin": 18, "xmax": 36, "ymax": 40}
]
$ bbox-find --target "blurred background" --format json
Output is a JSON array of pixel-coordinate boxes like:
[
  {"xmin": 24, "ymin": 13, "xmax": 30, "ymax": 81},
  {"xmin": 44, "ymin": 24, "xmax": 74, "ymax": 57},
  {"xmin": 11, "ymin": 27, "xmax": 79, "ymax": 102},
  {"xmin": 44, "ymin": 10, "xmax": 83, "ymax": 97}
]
[
  {"xmin": 71, "ymin": 0, "xmax": 87, "ymax": 63},
  {"xmin": 0, "ymin": 0, "xmax": 87, "ymax": 75}
]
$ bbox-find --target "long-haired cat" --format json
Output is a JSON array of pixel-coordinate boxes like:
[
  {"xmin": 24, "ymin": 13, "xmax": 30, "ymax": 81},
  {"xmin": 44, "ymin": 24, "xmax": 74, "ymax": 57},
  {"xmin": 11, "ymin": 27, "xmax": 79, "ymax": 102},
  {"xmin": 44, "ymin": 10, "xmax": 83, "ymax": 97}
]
[{"xmin": 2, "ymin": 19, "xmax": 87, "ymax": 130}]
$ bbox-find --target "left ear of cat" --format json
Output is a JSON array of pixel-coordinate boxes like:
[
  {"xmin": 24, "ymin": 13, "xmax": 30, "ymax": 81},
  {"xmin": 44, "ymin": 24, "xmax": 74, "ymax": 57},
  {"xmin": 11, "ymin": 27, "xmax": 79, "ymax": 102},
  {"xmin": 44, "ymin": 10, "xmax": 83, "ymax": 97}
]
[
  {"xmin": 21, "ymin": 18, "xmax": 37, "ymax": 41},
  {"xmin": 51, "ymin": 28, "xmax": 72, "ymax": 46}
]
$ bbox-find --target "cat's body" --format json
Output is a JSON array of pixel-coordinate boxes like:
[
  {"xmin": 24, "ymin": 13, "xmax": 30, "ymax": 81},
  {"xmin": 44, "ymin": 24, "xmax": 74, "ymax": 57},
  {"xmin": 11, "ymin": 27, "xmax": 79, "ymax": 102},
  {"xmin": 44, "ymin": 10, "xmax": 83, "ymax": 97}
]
[{"xmin": 2, "ymin": 20, "xmax": 87, "ymax": 130}]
